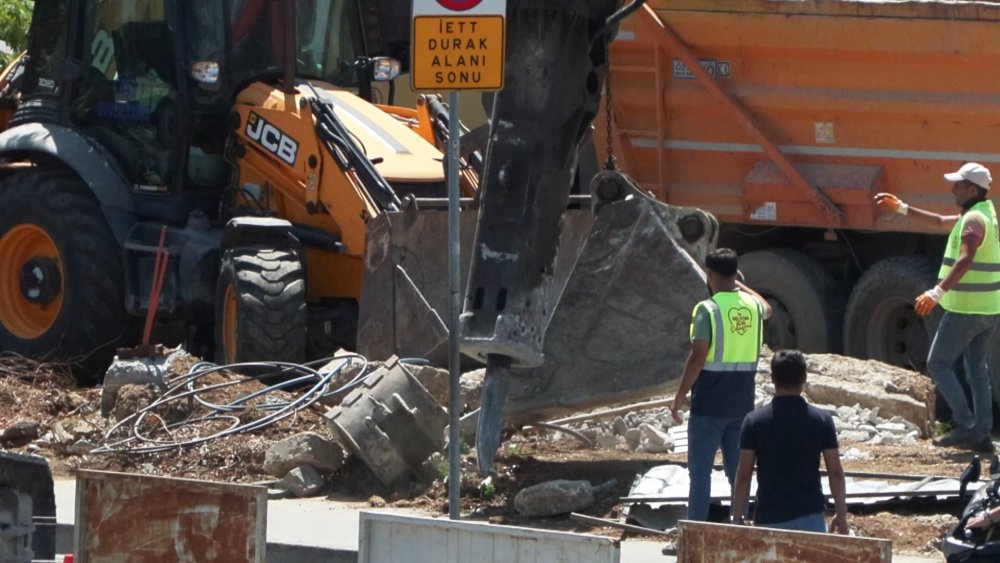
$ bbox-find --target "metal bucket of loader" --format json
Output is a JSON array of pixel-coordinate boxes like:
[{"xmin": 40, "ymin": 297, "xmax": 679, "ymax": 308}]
[
  {"xmin": 357, "ymin": 200, "xmax": 592, "ymax": 366},
  {"xmin": 358, "ymin": 179, "xmax": 715, "ymax": 426}
]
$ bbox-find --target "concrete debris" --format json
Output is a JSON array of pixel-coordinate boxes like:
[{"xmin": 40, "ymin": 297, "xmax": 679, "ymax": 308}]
[
  {"xmin": 624, "ymin": 427, "xmax": 642, "ymax": 451},
  {"xmin": 0, "ymin": 420, "xmax": 40, "ymax": 447},
  {"xmin": 276, "ymin": 465, "xmax": 325, "ymax": 497},
  {"xmin": 514, "ymin": 479, "xmax": 597, "ymax": 517},
  {"xmin": 802, "ymin": 354, "xmax": 935, "ymax": 437},
  {"xmin": 263, "ymin": 432, "xmax": 345, "ymax": 478},
  {"xmin": 101, "ymin": 348, "xmax": 191, "ymax": 416},
  {"xmin": 550, "ymin": 351, "xmax": 933, "ymax": 454}
]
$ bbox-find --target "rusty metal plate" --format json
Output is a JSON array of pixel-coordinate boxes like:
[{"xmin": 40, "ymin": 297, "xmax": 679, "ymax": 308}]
[
  {"xmin": 677, "ymin": 521, "xmax": 891, "ymax": 563},
  {"xmin": 74, "ymin": 470, "xmax": 266, "ymax": 563}
]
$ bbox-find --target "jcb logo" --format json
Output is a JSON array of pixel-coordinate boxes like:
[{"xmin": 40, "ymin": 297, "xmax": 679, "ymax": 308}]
[{"xmin": 246, "ymin": 112, "xmax": 299, "ymax": 166}]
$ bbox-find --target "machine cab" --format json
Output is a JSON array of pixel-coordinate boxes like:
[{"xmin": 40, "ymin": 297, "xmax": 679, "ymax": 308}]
[{"xmin": 19, "ymin": 0, "xmax": 372, "ymax": 221}]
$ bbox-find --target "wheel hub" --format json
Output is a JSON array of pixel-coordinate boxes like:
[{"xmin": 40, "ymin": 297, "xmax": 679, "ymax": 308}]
[{"xmin": 19, "ymin": 257, "xmax": 61, "ymax": 305}]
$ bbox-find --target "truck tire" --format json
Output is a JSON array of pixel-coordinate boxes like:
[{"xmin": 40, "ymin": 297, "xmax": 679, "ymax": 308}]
[
  {"xmin": 740, "ymin": 249, "xmax": 845, "ymax": 353},
  {"xmin": 843, "ymin": 256, "xmax": 939, "ymax": 372},
  {"xmin": 215, "ymin": 247, "xmax": 307, "ymax": 366},
  {"xmin": 0, "ymin": 170, "xmax": 130, "ymax": 383}
]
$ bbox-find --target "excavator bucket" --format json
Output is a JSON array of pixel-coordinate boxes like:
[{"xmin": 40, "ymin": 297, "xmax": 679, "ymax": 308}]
[
  {"xmin": 357, "ymin": 170, "xmax": 717, "ymax": 423},
  {"xmin": 357, "ymin": 201, "xmax": 592, "ymax": 366}
]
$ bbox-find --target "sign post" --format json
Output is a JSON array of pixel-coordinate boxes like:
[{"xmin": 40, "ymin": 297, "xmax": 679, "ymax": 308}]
[{"xmin": 411, "ymin": 0, "xmax": 506, "ymax": 522}]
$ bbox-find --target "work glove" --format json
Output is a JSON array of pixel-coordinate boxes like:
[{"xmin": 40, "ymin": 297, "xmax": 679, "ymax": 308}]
[
  {"xmin": 873, "ymin": 193, "xmax": 909, "ymax": 215},
  {"xmin": 914, "ymin": 286, "xmax": 944, "ymax": 317}
]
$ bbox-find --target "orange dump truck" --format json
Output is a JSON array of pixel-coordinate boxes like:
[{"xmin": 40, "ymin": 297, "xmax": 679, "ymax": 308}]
[{"xmin": 601, "ymin": 0, "xmax": 1000, "ymax": 389}]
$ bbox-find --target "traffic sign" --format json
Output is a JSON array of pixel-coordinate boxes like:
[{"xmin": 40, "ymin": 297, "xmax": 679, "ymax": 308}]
[{"xmin": 411, "ymin": 0, "xmax": 506, "ymax": 91}]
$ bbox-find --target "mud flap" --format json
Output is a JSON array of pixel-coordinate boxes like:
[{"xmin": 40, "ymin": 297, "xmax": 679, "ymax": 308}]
[{"xmin": 0, "ymin": 450, "xmax": 55, "ymax": 560}]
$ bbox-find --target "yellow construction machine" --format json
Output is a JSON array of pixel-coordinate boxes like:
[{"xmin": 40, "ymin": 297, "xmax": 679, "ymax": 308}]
[{"xmin": 0, "ymin": 0, "xmax": 715, "ymax": 470}]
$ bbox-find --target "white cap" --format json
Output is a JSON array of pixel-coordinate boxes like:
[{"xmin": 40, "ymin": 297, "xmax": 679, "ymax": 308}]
[{"xmin": 944, "ymin": 162, "xmax": 992, "ymax": 191}]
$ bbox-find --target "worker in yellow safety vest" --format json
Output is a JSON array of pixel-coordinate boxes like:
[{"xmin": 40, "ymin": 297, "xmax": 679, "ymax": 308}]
[
  {"xmin": 670, "ymin": 247, "xmax": 772, "ymax": 522},
  {"xmin": 874, "ymin": 162, "xmax": 1000, "ymax": 452}
]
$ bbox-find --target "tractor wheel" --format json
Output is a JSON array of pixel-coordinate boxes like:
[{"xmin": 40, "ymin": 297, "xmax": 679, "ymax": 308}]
[
  {"xmin": 843, "ymin": 256, "xmax": 939, "ymax": 372},
  {"xmin": 0, "ymin": 170, "xmax": 130, "ymax": 383},
  {"xmin": 215, "ymin": 247, "xmax": 307, "ymax": 367},
  {"xmin": 740, "ymin": 249, "xmax": 845, "ymax": 353}
]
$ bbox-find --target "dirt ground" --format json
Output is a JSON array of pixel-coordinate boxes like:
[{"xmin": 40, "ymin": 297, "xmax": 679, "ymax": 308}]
[{"xmin": 0, "ymin": 354, "xmax": 973, "ymax": 557}]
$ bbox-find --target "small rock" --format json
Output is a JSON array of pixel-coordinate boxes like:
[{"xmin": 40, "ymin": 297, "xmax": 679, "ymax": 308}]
[
  {"xmin": 837, "ymin": 430, "xmax": 871, "ymax": 443},
  {"xmin": 369, "ymin": 495, "xmax": 387, "ymax": 508},
  {"xmin": 611, "ymin": 416, "xmax": 629, "ymax": 436},
  {"xmin": 640, "ymin": 423, "xmax": 670, "ymax": 448},
  {"xmin": 514, "ymin": 480, "xmax": 595, "ymax": 517},
  {"xmin": 595, "ymin": 433, "xmax": 621, "ymax": 450},
  {"xmin": 264, "ymin": 432, "xmax": 345, "ymax": 477},
  {"xmin": 624, "ymin": 428, "xmax": 642, "ymax": 451},
  {"xmin": 1, "ymin": 420, "xmax": 40, "ymax": 447},
  {"xmin": 67, "ymin": 440, "xmax": 97, "ymax": 455},
  {"xmin": 876, "ymin": 422, "xmax": 907, "ymax": 434},
  {"xmin": 276, "ymin": 465, "xmax": 325, "ymax": 497}
]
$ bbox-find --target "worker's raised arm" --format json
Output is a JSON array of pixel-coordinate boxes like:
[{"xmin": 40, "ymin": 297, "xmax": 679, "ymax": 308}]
[
  {"xmin": 873, "ymin": 192, "xmax": 960, "ymax": 227},
  {"xmin": 735, "ymin": 279, "xmax": 772, "ymax": 320}
]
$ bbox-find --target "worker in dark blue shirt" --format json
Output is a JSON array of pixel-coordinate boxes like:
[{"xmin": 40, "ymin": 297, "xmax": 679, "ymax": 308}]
[{"xmin": 730, "ymin": 349, "xmax": 849, "ymax": 534}]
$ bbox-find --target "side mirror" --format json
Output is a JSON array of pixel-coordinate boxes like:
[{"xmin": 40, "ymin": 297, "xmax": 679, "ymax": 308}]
[
  {"xmin": 370, "ymin": 57, "xmax": 400, "ymax": 82},
  {"xmin": 190, "ymin": 61, "xmax": 220, "ymax": 85}
]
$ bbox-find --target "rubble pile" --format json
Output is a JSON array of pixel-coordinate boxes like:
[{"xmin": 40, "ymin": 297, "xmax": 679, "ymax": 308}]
[{"xmin": 553, "ymin": 350, "xmax": 935, "ymax": 453}]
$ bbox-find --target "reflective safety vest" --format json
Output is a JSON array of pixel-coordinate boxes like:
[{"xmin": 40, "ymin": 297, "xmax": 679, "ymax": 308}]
[
  {"xmin": 690, "ymin": 290, "xmax": 764, "ymax": 372},
  {"xmin": 937, "ymin": 200, "xmax": 1000, "ymax": 315}
]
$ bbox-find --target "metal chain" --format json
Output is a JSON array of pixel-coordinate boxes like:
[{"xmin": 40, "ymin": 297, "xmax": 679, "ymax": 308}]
[{"xmin": 603, "ymin": 35, "xmax": 617, "ymax": 171}]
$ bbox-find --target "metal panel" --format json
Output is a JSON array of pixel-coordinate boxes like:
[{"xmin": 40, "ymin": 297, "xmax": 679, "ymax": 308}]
[
  {"xmin": 358, "ymin": 511, "xmax": 619, "ymax": 563},
  {"xmin": 677, "ymin": 520, "xmax": 892, "ymax": 563},
  {"xmin": 74, "ymin": 470, "xmax": 266, "ymax": 563}
]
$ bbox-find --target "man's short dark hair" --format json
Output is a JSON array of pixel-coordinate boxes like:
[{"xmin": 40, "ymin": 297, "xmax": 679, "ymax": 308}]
[
  {"xmin": 772, "ymin": 349, "xmax": 807, "ymax": 388},
  {"xmin": 705, "ymin": 247, "xmax": 738, "ymax": 277}
]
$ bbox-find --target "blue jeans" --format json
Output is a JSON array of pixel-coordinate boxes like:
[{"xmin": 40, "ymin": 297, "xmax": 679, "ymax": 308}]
[
  {"xmin": 761, "ymin": 512, "xmax": 827, "ymax": 533},
  {"xmin": 686, "ymin": 414, "xmax": 743, "ymax": 521},
  {"xmin": 927, "ymin": 312, "xmax": 999, "ymax": 435}
]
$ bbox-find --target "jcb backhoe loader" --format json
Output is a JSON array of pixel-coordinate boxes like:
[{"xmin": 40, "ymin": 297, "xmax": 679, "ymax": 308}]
[{"xmin": 0, "ymin": 0, "xmax": 715, "ymax": 471}]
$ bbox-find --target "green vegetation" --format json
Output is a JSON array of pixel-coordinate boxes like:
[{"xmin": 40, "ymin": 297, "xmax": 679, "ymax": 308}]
[{"xmin": 0, "ymin": 1, "xmax": 32, "ymax": 68}]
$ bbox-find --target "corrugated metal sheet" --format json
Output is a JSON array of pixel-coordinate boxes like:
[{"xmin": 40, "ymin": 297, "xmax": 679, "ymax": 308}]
[{"xmin": 358, "ymin": 511, "xmax": 620, "ymax": 563}]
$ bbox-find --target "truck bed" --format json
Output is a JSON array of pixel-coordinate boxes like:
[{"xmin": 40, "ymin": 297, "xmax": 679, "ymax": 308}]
[{"xmin": 605, "ymin": 0, "xmax": 1000, "ymax": 233}]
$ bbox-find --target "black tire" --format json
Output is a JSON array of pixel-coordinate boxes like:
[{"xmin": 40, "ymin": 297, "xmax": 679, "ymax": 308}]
[
  {"xmin": 843, "ymin": 256, "xmax": 939, "ymax": 372},
  {"xmin": 740, "ymin": 249, "xmax": 845, "ymax": 353},
  {"xmin": 0, "ymin": 170, "xmax": 131, "ymax": 383},
  {"xmin": 215, "ymin": 247, "xmax": 307, "ymax": 366}
]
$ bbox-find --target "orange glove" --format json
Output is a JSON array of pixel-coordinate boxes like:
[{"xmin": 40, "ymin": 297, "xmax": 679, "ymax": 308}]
[
  {"xmin": 873, "ymin": 193, "xmax": 909, "ymax": 215},
  {"xmin": 915, "ymin": 286, "xmax": 944, "ymax": 316}
]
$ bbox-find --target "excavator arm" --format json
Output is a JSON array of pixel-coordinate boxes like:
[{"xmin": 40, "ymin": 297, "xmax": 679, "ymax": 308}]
[{"xmin": 457, "ymin": 0, "xmax": 717, "ymax": 472}]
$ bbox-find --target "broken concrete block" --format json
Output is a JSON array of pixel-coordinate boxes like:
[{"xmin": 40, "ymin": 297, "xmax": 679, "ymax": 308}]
[
  {"xmin": 514, "ymin": 480, "xmax": 596, "ymax": 517},
  {"xmin": 264, "ymin": 432, "xmax": 345, "ymax": 478},
  {"xmin": 625, "ymin": 428, "xmax": 642, "ymax": 451},
  {"xmin": 640, "ymin": 423, "xmax": 671, "ymax": 448},
  {"xmin": 611, "ymin": 416, "xmax": 629, "ymax": 436},
  {"xmin": 276, "ymin": 465, "xmax": 325, "ymax": 497}
]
